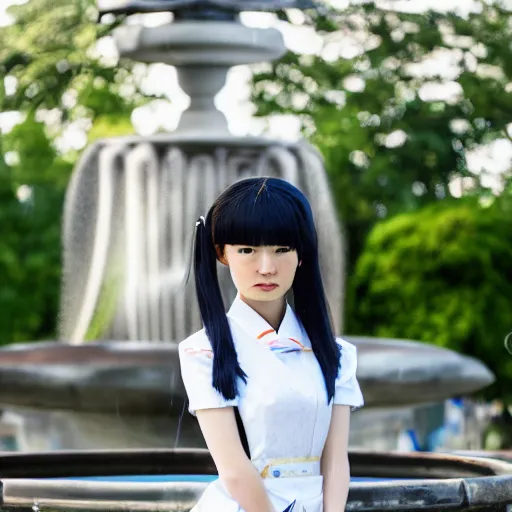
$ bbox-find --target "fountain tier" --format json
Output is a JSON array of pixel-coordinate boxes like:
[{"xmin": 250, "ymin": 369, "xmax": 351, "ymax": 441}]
[{"xmin": 0, "ymin": 336, "xmax": 493, "ymax": 450}]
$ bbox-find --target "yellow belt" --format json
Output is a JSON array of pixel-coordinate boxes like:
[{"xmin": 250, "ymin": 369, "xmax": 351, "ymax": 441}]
[{"xmin": 256, "ymin": 456, "xmax": 321, "ymax": 479}]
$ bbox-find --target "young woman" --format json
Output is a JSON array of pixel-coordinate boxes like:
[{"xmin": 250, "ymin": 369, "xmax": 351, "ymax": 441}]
[{"xmin": 179, "ymin": 177, "xmax": 364, "ymax": 512}]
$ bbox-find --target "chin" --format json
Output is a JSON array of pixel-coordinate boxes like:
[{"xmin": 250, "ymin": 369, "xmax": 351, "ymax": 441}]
[{"xmin": 245, "ymin": 288, "xmax": 286, "ymax": 302}]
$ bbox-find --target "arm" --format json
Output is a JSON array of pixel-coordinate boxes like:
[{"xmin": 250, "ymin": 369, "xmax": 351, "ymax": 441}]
[
  {"xmin": 321, "ymin": 404, "xmax": 351, "ymax": 512},
  {"xmin": 196, "ymin": 407, "xmax": 277, "ymax": 512}
]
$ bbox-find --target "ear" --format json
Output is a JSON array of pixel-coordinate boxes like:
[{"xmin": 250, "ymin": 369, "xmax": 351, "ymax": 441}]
[
  {"xmin": 298, "ymin": 260, "xmax": 302, "ymax": 268},
  {"xmin": 215, "ymin": 245, "xmax": 229, "ymax": 266}
]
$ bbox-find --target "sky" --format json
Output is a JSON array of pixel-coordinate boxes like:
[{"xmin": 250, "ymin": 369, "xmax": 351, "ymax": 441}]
[{"xmin": 1, "ymin": 0, "xmax": 512, "ymax": 194}]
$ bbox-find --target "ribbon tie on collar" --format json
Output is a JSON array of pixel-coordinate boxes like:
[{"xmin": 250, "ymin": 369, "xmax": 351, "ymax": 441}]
[{"xmin": 257, "ymin": 329, "xmax": 312, "ymax": 354}]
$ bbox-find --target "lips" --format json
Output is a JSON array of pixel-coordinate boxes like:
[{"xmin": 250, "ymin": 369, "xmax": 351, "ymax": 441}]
[{"xmin": 254, "ymin": 283, "xmax": 278, "ymax": 291}]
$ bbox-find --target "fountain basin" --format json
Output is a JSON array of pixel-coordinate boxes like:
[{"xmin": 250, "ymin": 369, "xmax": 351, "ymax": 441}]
[
  {"xmin": 0, "ymin": 337, "xmax": 494, "ymax": 450},
  {"xmin": 0, "ymin": 337, "xmax": 493, "ymax": 413},
  {"xmin": 1, "ymin": 450, "xmax": 511, "ymax": 511}
]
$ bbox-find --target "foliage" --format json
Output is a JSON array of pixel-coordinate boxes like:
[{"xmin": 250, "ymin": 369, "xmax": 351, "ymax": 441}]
[
  {"xmin": 0, "ymin": 124, "xmax": 68, "ymax": 342},
  {"xmin": 251, "ymin": 2, "xmax": 512, "ymax": 267},
  {"xmin": 350, "ymin": 196, "xmax": 512, "ymax": 403},
  {"xmin": 0, "ymin": 0, "xmax": 148, "ymax": 344},
  {"xmin": 0, "ymin": 0, "xmax": 145, "ymax": 115}
]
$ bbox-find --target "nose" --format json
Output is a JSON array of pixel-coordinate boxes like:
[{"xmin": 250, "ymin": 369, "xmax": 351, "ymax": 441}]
[{"xmin": 258, "ymin": 250, "xmax": 277, "ymax": 276}]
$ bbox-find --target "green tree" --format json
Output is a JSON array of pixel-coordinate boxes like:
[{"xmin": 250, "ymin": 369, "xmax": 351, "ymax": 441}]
[
  {"xmin": 251, "ymin": 2, "xmax": 512, "ymax": 269},
  {"xmin": 350, "ymin": 196, "xmax": 512, "ymax": 404},
  {"xmin": 0, "ymin": 121, "xmax": 68, "ymax": 342},
  {"xmin": 0, "ymin": 0, "xmax": 155, "ymax": 343}
]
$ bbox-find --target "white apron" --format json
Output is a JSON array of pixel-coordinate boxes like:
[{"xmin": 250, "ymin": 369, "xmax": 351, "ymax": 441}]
[{"xmin": 179, "ymin": 295, "xmax": 364, "ymax": 512}]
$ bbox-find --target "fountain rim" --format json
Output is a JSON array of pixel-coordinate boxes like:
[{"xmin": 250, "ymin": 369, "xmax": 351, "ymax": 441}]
[
  {"xmin": 1, "ymin": 449, "xmax": 511, "ymax": 479},
  {"xmin": 0, "ymin": 335, "xmax": 494, "ymax": 373},
  {"xmin": 1, "ymin": 450, "xmax": 512, "ymax": 512},
  {"xmin": 2, "ymin": 475, "xmax": 512, "ymax": 511}
]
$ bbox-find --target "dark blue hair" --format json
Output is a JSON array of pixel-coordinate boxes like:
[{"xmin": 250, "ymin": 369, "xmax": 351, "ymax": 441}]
[{"xmin": 194, "ymin": 177, "xmax": 341, "ymax": 404}]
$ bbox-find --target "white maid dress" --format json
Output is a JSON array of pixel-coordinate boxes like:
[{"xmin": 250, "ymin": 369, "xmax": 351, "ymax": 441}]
[{"xmin": 178, "ymin": 295, "xmax": 364, "ymax": 512}]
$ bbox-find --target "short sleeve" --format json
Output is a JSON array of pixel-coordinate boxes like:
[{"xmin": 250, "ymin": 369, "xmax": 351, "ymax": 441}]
[
  {"xmin": 178, "ymin": 333, "xmax": 239, "ymax": 416},
  {"xmin": 333, "ymin": 338, "xmax": 364, "ymax": 411}
]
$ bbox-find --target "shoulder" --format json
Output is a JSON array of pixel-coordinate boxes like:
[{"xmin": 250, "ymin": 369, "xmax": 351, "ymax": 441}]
[
  {"xmin": 335, "ymin": 337, "xmax": 359, "ymax": 383},
  {"xmin": 179, "ymin": 329, "xmax": 213, "ymax": 358},
  {"xmin": 335, "ymin": 337, "xmax": 357, "ymax": 356},
  {"xmin": 180, "ymin": 328, "xmax": 210, "ymax": 348},
  {"xmin": 179, "ymin": 321, "xmax": 247, "ymax": 364}
]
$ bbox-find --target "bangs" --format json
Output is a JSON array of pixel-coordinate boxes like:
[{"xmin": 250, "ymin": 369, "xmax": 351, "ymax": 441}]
[{"xmin": 212, "ymin": 182, "xmax": 304, "ymax": 253}]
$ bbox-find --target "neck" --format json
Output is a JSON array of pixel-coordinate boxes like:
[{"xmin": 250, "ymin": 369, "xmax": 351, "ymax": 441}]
[{"xmin": 240, "ymin": 294, "xmax": 287, "ymax": 332}]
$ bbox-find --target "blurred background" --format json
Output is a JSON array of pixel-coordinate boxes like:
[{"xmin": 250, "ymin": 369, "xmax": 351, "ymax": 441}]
[{"xmin": 0, "ymin": 0, "xmax": 511, "ymax": 454}]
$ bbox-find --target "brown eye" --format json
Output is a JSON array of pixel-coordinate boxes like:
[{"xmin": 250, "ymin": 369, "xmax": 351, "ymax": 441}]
[
  {"xmin": 276, "ymin": 247, "xmax": 291, "ymax": 254},
  {"xmin": 238, "ymin": 248, "xmax": 254, "ymax": 255}
]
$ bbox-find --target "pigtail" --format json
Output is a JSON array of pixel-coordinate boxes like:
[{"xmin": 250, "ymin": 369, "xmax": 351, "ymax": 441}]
[
  {"xmin": 292, "ymin": 209, "xmax": 341, "ymax": 405},
  {"xmin": 194, "ymin": 213, "xmax": 247, "ymax": 401}
]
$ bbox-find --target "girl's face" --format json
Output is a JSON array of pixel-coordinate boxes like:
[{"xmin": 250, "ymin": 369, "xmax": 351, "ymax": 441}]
[{"xmin": 222, "ymin": 245, "xmax": 299, "ymax": 303}]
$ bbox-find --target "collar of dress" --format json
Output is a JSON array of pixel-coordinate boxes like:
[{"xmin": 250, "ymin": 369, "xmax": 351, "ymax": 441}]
[{"xmin": 226, "ymin": 293, "xmax": 312, "ymax": 353}]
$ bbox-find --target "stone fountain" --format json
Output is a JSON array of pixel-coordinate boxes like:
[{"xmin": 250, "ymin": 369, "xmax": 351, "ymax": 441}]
[
  {"xmin": 0, "ymin": 0, "xmax": 494, "ymax": 455},
  {"xmin": 1, "ymin": 1, "xmax": 510, "ymax": 511}
]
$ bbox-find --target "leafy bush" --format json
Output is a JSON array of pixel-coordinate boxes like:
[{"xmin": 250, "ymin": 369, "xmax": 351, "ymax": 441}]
[{"xmin": 348, "ymin": 197, "xmax": 512, "ymax": 403}]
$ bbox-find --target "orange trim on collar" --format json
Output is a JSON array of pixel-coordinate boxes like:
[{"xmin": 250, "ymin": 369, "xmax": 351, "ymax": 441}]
[
  {"xmin": 289, "ymin": 338, "xmax": 313, "ymax": 352},
  {"xmin": 257, "ymin": 328, "xmax": 276, "ymax": 340},
  {"xmin": 289, "ymin": 337, "xmax": 304, "ymax": 348}
]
